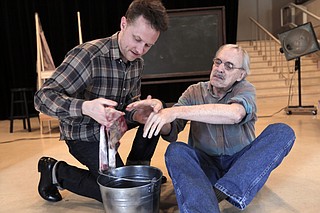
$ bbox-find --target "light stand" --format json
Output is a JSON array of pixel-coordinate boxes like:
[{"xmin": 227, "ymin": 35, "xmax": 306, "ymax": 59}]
[{"xmin": 284, "ymin": 57, "xmax": 317, "ymax": 115}]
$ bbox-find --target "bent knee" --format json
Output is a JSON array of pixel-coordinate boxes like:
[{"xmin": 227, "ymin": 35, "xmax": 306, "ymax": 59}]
[
  {"xmin": 165, "ymin": 142, "xmax": 193, "ymax": 161},
  {"xmin": 165, "ymin": 142, "xmax": 186, "ymax": 156},
  {"xmin": 269, "ymin": 123, "xmax": 295, "ymax": 138}
]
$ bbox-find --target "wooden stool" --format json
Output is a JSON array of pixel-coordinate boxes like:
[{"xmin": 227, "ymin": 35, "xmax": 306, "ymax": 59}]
[{"xmin": 10, "ymin": 88, "xmax": 35, "ymax": 133}]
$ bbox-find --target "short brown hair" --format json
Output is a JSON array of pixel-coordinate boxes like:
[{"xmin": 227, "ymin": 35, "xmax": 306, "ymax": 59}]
[{"xmin": 125, "ymin": 0, "xmax": 169, "ymax": 32}]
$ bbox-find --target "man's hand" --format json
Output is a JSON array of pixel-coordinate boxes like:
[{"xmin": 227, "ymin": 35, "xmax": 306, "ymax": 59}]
[
  {"xmin": 126, "ymin": 95, "xmax": 163, "ymax": 124},
  {"xmin": 143, "ymin": 108, "xmax": 175, "ymax": 138},
  {"xmin": 82, "ymin": 98, "xmax": 124, "ymax": 128}
]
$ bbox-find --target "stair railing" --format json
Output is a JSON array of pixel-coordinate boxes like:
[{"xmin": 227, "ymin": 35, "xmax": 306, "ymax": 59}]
[
  {"xmin": 281, "ymin": 3, "xmax": 320, "ymax": 28},
  {"xmin": 249, "ymin": 17, "xmax": 292, "ymax": 84}
]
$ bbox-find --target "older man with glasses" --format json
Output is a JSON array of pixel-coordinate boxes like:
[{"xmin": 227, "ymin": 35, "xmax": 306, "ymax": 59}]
[{"xmin": 127, "ymin": 44, "xmax": 296, "ymax": 212}]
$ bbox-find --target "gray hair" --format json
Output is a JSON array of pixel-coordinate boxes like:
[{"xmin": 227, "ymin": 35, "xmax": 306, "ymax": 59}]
[{"xmin": 215, "ymin": 44, "xmax": 250, "ymax": 76}]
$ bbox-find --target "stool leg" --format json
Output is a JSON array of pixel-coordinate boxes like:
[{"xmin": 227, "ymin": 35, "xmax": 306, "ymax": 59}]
[
  {"xmin": 23, "ymin": 119, "xmax": 26, "ymax": 129},
  {"xmin": 23, "ymin": 90, "xmax": 31, "ymax": 132},
  {"xmin": 10, "ymin": 91, "xmax": 14, "ymax": 133},
  {"xmin": 18, "ymin": 91, "xmax": 26, "ymax": 129}
]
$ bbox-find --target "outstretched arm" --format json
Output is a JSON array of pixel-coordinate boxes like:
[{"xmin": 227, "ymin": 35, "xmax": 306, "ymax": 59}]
[{"xmin": 143, "ymin": 103, "xmax": 246, "ymax": 138}]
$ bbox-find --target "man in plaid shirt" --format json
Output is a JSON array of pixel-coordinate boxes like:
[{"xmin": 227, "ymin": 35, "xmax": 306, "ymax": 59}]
[{"xmin": 35, "ymin": 0, "xmax": 168, "ymax": 203}]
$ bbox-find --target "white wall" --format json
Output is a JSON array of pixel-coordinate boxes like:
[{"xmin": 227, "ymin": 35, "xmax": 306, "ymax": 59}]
[
  {"xmin": 237, "ymin": 0, "xmax": 273, "ymax": 41},
  {"xmin": 238, "ymin": 0, "xmax": 319, "ymax": 41},
  {"xmin": 305, "ymin": 0, "xmax": 320, "ymax": 37}
]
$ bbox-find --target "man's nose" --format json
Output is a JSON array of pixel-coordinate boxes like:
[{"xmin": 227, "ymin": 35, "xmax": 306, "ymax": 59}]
[
  {"xmin": 218, "ymin": 62, "xmax": 226, "ymax": 70},
  {"xmin": 215, "ymin": 63, "xmax": 225, "ymax": 72},
  {"xmin": 136, "ymin": 43, "xmax": 145, "ymax": 55}
]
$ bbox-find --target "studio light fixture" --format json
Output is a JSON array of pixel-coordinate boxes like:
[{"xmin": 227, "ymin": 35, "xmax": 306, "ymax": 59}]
[{"xmin": 278, "ymin": 22, "xmax": 319, "ymax": 115}]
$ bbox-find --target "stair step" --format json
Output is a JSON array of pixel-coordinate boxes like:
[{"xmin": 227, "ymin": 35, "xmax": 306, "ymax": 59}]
[
  {"xmin": 238, "ymin": 40, "xmax": 320, "ymax": 100},
  {"xmin": 248, "ymin": 70, "xmax": 320, "ymax": 81}
]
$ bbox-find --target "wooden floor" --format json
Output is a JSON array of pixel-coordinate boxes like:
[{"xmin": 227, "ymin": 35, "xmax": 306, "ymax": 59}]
[{"xmin": 1, "ymin": 96, "xmax": 320, "ymax": 213}]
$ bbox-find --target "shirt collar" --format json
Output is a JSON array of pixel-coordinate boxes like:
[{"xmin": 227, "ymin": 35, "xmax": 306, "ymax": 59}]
[
  {"xmin": 207, "ymin": 81, "xmax": 240, "ymax": 99},
  {"xmin": 109, "ymin": 32, "xmax": 122, "ymax": 61}
]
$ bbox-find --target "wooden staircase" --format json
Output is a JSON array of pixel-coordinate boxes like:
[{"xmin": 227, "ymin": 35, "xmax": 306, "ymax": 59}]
[{"xmin": 237, "ymin": 41, "xmax": 320, "ymax": 114}]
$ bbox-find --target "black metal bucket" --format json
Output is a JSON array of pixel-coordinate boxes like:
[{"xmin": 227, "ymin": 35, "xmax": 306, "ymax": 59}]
[{"xmin": 97, "ymin": 165, "xmax": 162, "ymax": 213}]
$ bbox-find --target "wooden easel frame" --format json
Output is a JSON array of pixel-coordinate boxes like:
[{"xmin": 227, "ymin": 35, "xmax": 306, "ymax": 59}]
[{"xmin": 35, "ymin": 12, "xmax": 83, "ymax": 134}]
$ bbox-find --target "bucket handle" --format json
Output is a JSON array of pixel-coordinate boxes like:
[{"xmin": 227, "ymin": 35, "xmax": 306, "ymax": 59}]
[{"xmin": 100, "ymin": 172, "xmax": 158, "ymax": 184}]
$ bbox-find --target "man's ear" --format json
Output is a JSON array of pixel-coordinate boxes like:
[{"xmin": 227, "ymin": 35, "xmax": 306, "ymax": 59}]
[
  {"xmin": 120, "ymin": 16, "xmax": 127, "ymax": 30},
  {"xmin": 237, "ymin": 70, "xmax": 247, "ymax": 81}
]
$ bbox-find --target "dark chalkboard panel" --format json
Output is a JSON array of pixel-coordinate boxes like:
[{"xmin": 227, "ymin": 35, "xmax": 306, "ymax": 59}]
[{"xmin": 142, "ymin": 7, "xmax": 226, "ymax": 84}]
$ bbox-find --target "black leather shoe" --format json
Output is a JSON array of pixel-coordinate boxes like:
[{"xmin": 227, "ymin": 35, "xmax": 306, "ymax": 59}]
[
  {"xmin": 38, "ymin": 157, "xmax": 62, "ymax": 202},
  {"xmin": 161, "ymin": 175, "xmax": 167, "ymax": 184}
]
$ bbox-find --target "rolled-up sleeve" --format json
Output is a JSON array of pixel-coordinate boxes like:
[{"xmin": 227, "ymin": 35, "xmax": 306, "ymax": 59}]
[{"xmin": 34, "ymin": 47, "xmax": 91, "ymax": 119}]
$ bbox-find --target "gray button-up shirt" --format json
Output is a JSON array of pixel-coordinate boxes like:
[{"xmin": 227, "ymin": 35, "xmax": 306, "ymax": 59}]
[{"xmin": 162, "ymin": 80, "xmax": 257, "ymax": 156}]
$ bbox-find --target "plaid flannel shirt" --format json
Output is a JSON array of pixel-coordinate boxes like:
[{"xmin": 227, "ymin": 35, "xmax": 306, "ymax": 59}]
[{"xmin": 34, "ymin": 32, "xmax": 143, "ymax": 142}]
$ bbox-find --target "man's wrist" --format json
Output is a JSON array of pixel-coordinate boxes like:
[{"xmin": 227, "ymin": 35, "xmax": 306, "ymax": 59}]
[{"xmin": 127, "ymin": 109, "xmax": 137, "ymax": 123}]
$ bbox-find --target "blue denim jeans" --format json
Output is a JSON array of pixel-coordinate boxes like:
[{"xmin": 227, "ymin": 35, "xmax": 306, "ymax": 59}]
[{"xmin": 165, "ymin": 123, "xmax": 295, "ymax": 212}]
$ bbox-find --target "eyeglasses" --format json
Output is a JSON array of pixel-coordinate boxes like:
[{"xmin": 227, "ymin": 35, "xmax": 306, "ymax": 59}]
[{"xmin": 213, "ymin": 58, "xmax": 244, "ymax": 71}]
